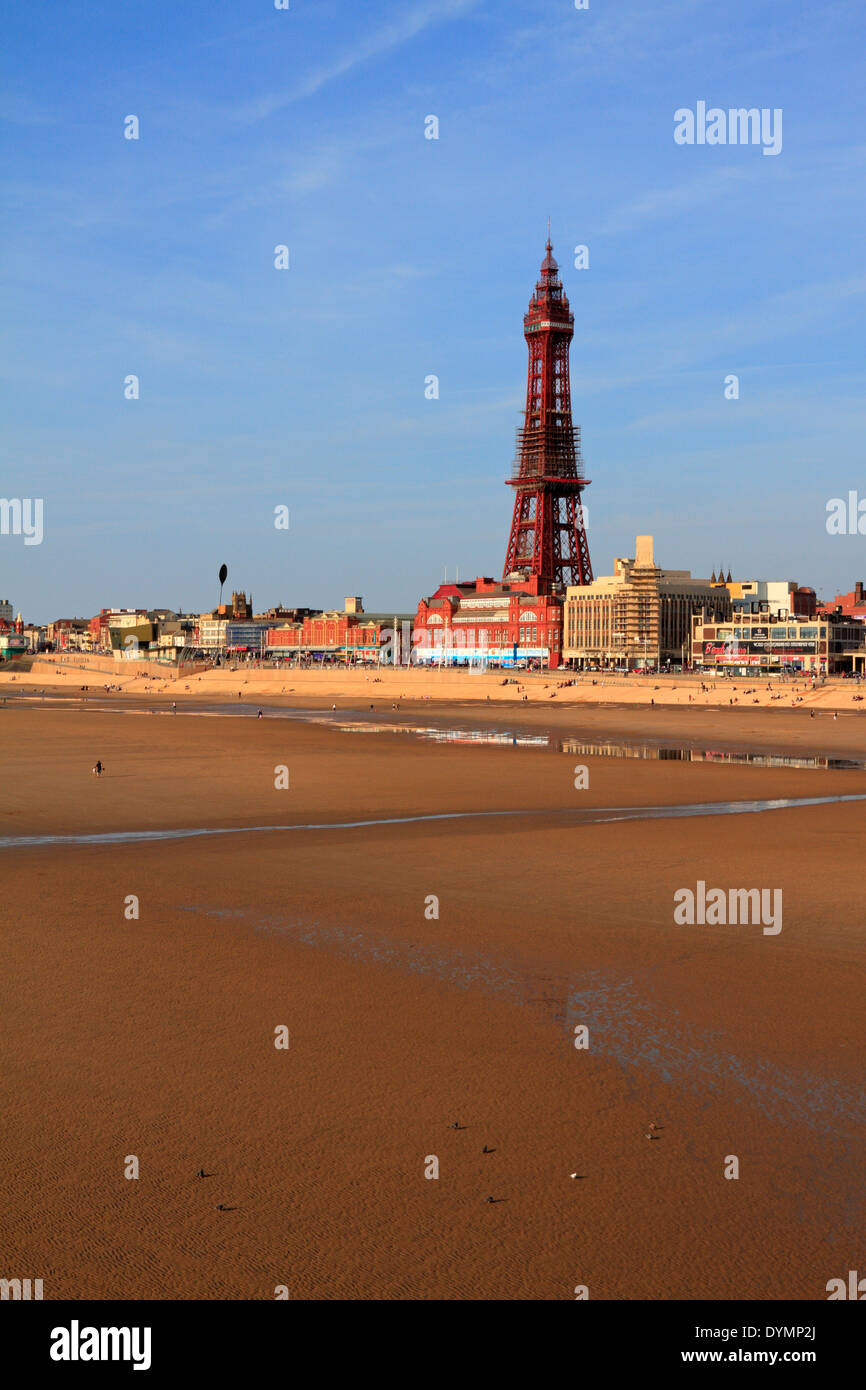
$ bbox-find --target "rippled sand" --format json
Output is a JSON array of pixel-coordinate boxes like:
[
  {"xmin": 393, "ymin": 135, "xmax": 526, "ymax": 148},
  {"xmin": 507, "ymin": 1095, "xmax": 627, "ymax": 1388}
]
[{"xmin": 1, "ymin": 704, "xmax": 864, "ymax": 1299}]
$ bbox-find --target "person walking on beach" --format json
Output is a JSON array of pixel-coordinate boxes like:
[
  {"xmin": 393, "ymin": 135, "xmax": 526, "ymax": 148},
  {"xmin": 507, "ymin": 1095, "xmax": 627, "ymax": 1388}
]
[{"xmin": 93, "ymin": 759, "xmax": 104, "ymax": 777}]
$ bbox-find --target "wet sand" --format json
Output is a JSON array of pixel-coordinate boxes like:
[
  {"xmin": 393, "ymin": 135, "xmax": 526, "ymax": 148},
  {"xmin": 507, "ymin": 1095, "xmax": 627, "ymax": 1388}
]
[{"xmin": 1, "ymin": 702, "xmax": 864, "ymax": 1299}]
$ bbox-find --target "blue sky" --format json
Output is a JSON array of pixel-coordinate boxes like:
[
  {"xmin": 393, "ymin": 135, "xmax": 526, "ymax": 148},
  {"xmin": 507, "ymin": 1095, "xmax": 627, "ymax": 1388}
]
[{"xmin": 2, "ymin": 0, "xmax": 865, "ymax": 621}]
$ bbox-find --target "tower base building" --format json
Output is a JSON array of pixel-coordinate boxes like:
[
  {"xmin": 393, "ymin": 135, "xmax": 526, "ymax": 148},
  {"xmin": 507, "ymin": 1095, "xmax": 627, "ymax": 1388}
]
[{"xmin": 413, "ymin": 574, "xmax": 563, "ymax": 668}]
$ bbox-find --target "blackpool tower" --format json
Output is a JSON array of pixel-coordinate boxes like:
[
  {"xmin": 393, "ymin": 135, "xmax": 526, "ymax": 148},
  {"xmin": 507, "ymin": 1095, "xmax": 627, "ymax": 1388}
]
[{"xmin": 502, "ymin": 237, "xmax": 592, "ymax": 588}]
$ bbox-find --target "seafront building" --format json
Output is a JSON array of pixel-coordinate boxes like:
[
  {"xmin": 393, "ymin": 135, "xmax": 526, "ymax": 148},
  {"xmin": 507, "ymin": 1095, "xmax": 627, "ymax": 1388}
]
[
  {"xmin": 413, "ymin": 574, "xmax": 563, "ymax": 668},
  {"xmin": 688, "ymin": 574, "xmax": 866, "ymax": 674},
  {"xmin": 562, "ymin": 536, "xmax": 728, "ymax": 670},
  {"xmin": 268, "ymin": 598, "xmax": 414, "ymax": 664},
  {"xmin": 691, "ymin": 606, "xmax": 866, "ymax": 675},
  {"xmin": 108, "ymin": 613, "xmax": 159, "ymax": 658},
  {"xmin": 0, "ymin": 611, "xmax": 27, "ymax": 660},
  {"xmin": 46, "ymin": 617, "xmax": 91, "ymax": 651},
  {"xmin": 197, "ymin": 592, "xmax": 255, "ymax": 652},
  {"xmin": 91, "ymin": 608, "xmax": 144, "ymax": 651}
]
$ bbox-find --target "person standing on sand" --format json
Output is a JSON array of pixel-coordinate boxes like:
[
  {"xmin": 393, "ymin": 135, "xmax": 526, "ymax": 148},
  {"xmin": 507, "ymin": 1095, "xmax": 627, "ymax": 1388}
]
[{"xmin": 93, "ymin": 759, "xmax": 104, "ymax": 777}]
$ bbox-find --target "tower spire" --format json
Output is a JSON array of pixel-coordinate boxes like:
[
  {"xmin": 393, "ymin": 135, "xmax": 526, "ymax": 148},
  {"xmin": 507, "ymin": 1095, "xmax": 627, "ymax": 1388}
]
[{"xmin": 502, "ymin": 239, "xmax": 592, "ymax": 589}]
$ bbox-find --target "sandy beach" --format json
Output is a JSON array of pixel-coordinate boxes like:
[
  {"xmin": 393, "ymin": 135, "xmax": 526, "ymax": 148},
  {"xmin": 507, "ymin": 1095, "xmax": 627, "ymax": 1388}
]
[
  {"xmin": 1, "ymin": 681, "xmax": 864, "ymax": 1299},
  {"xmin": 9, "ymin": 654, "xmax": 866, "ymax": 713}
]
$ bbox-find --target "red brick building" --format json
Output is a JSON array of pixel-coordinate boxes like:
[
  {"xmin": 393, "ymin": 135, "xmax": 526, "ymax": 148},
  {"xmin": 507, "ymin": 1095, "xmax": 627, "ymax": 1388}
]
[
  {"xmin": 267, "ymin": 601, "xmax": 414, "ymax": 662},
  {"xmin": 413, "ymin": 574, "xmax": 563, "ymax": 668}
]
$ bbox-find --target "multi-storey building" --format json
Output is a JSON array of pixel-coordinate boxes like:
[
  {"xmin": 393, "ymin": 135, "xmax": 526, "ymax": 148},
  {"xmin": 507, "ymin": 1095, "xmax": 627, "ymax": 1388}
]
[
  {"xmin": 413, "ymin": 574, "xmax": 563, "ymax": 668},
  {"xmin": 691, "ymin": 605, "xmax": 866, "ymax": 675},
  {"xmin": 563, "ymin": 536, "xmax": 728, "ymax": 669},
  {"xmin": 267, "ymin": 598, "xmax": 414, "ymax": 663},
  {"xmin": 46, "ymin": 618, "xmax": 92, "ymax": 651}
]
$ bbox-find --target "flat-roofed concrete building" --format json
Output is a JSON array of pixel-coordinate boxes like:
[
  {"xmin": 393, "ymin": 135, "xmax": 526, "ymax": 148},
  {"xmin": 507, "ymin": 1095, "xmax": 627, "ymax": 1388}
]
[
  {"xmin": 563, "ymin": 535, "xmax": 729, "ymax": 670},
  {"xmin": 718, "ymin": 577, "xmax": 817, "ymax": 617},
  {"xmin": 692, "ymin": 605, "xmax": 866, "ymax": 674}
]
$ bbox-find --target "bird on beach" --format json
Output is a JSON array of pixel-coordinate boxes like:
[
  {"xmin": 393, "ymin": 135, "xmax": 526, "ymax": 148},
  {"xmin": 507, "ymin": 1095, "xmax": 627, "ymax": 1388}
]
[
  {"xmin": 197, "ymin": 1168, "xmax": 205, "ymax": 1178},
  {"xmin": 450, "ymin": 1121, "xmax": 460, "ymax": 1130}
]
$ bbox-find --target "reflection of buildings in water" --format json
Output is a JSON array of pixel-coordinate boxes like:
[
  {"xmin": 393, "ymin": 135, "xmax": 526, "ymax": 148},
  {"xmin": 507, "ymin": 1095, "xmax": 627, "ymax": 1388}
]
[
  {"xmin": 559, "ymin": 738, "xmax": 670, "ymax": 760},
  {"xmin": 558, "ymin": 738, "xmax": 835, "ymax": 770},
  {"xmin": 311, "ymin": 718, "xmax": 863, "ymax": 769}
]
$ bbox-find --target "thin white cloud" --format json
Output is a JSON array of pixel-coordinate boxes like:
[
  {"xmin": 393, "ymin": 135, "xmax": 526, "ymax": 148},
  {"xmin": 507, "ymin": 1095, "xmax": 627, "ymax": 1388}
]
[
  {"xmin": 234, "ymin": 0, "xmax": 480, "ymax": 122},
  {"xmin": 598, "ymin": 166, "xmax": 756, "ymax": 238}
]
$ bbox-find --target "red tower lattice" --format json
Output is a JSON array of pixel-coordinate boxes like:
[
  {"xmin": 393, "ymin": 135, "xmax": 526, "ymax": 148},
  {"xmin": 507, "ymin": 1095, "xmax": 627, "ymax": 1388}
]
[{"xmin": 503, "ymin": 239, "xmax": 592, "ymax": 588}]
